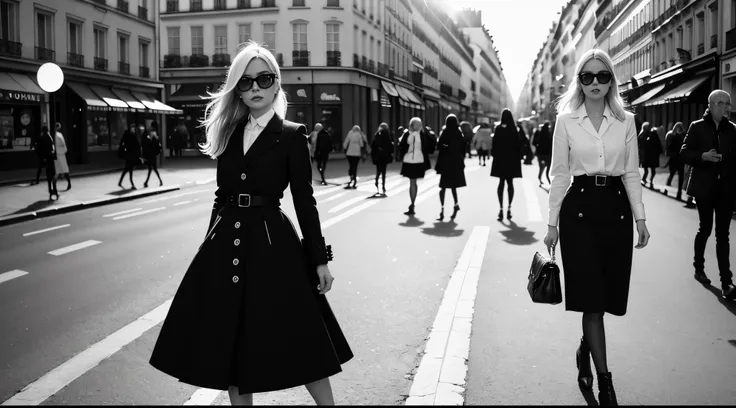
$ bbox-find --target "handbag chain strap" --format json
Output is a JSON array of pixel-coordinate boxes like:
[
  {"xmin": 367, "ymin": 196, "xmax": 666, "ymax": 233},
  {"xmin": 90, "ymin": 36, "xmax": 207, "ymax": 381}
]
[{"xmin": 551, "ymin": 244, "xmax": 557, "ymax": 264}]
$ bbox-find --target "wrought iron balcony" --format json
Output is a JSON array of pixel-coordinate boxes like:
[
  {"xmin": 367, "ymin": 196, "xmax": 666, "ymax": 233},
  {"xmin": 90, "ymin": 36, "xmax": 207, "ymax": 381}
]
[
  {"xmin": 377, "ymin": 62, "xmax": 388, "ymax": 77},
  {"xmin": 94, "ymin": 57, "xmax": 108, "ymax": 71},
  {"xmin": 189, "ymin": 54, "xmax": 209, "ymax": 67},
  {"xmin": 0, "ymin": 39, "xmax": 22, "ymax": 57},
  {"xmin": 140, "ymin": 66, "xmax": 150, "ymax": 78},
  {"xmin": 361, "ymin": 56, "xmax": 368, "ymax": 70},
  {"xmin": 117, "ymin": 0, "xmax": 128, "ymax": 12},
  {"xmin": 263, "ymin": 0, "xmax": 275, "ymax": 6},
  {"xmin": 711, "ymin": 34, "xmax": 718, "ymax": 49},
  {"xmin": 326, "ymin": 0, "xmax": 340, "ymax": 6},
  {"xmin": 368, "ymin": 59, "xmax": 375, "ymax": 73},
  {"xmin": 67, "ymin": 52, "xmax": 84, "ymax": 67},
  {"xmin": 35, "ymin": 46, "xmax": 54, "ymax": 62},
  {"xmin": 411, "ymin": 70, "xmax": 423, "ymax": 86},
  {"xmin": 138, "ymin": 6, "xmax": 147, "ymax": 19},
  {"xmin": 440, "ymin": 82, "xmax": 453, "ymax": 96},
  {"xmin": 293, "ymin": 0, "xmax": 306, "ymax": 6},
  {"xmin": 326, "ymin": 50, "xmax": 341, "ymax": 67},
  {"xmin": 353, "ymin": 53, "xmax": 360, "ymax": 68},
  {"xmin": 697, "ymin": 42, "xmax": 704, "ymax": 55},
  {"xmin": 238, "ymin": 0, "xmax": 251, "ymax": 8},
  {"xmin": 212, "ymin": 53, "xmax": 230, "ymax": 67},
  {"xmin": 214, "ymin": 0, "xmax": 226, "ymax": 10},
  {"xmin": 293, "ymin": 50, "xmax": 310, "ymax": 67},
  {"xmin": 119, "ymin": 61, "xmax": 130, "ymax": 75}
]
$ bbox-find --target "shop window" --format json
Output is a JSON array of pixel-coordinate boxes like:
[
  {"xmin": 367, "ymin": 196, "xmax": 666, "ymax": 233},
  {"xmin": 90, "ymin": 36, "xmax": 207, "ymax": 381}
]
[
  {"xmin": 0, "ymin": 107, "xmax": 40, "ymax": 152},
  {"xmin": 86, "ymin": 111, "xmax": 110, "ymax": 151}
]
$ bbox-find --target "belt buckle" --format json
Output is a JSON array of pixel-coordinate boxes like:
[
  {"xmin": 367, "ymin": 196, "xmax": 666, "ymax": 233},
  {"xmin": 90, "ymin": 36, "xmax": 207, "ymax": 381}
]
[
  {"xmin": 594, "ymin": 175, "xmax": 607, "ymax": 187},
  {"xmin": 238, "ymin": 194, "xmax": 251, "ymax": 207}
]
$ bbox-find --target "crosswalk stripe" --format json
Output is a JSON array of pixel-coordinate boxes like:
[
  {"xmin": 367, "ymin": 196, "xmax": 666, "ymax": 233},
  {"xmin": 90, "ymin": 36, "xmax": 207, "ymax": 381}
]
[
  {"xmin": 522, "ymin": 179, "xmax": 544, "ymax": 222},
  {"xmin": 22, "ymin": 224, "xmax": 70, "ymax": 237},
  {"xmin": 321, "ymin": 200, "xmax": 380, "ymax": 230},
  {"xmin": 318, "ymin": 191, "xmax": 348, "ymax": 204},
  {"xmin": 138, "ymin": 189, "xmax": 215, "ymax": 204},
  {"xmin": 327, "ymin": 195, "xmax": 370, "ymax": 213},
  {"xmin": 47, "ymin": 240, "xmax": 102, "ymax": 256},
  {"xmin": 103, "ymin": 208, "xmax": 143, "ymax": 218},
  {"xmin": 112, "ymin": 207, "xmax": 166, "ymax": 221},
  {"xmin": 182, "ymin": 388, "xmax": 221, "ymax": 406},
  {"xmin": 312, "ymin": 186, "xmax": 342, "ymax": 197},
  {"xmin": 0, "ymin": 269, "xmax": 29, "ymax": 285}
]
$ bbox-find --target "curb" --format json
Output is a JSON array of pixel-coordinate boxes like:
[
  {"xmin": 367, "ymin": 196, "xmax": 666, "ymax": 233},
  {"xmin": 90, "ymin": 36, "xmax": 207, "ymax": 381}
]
[
  {"xmin": 0, "ymin": 185, "xmax": 181, "ymax": 227},
  {"xmin": 0, "ymin": 168, "xmax": 121, "ymax": 188}
]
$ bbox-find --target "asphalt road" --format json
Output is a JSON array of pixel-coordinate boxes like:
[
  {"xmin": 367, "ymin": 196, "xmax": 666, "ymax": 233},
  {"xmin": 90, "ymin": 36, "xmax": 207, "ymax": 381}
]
[{"xmin": 0, "ymin": 158, "xmax": 734, "ymax": 405}]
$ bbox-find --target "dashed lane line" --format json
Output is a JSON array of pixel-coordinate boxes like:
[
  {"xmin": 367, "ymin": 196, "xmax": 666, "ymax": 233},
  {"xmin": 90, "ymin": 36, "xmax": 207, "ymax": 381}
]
[
  {"xmin": 22, "ymin": 224, "xmax": 70, "ymax": 237},
  {"xmin": 47, "ymin": 240, "xmax": 102, "ymax": 256},
  {"xmin": 111, "ymin": 207, "xmax": 166, "ymax": 221},
  {"xmin": 0, "ymin": 269, "xmax": 29, "ymax": 285},
  {"xmin": 138, "ymin": 188, "xmax": 216, "ymax": 204},
  {"xmin": 195, "ymin": 177, "xmax": 216, "ymax": 185},
  {"xmin": 103, "ymin": 208, "xmax": 143, "ymax": 218},
  {"xmin": 173, "ymin": 201, "xmax": 191, "ymax": 206}
]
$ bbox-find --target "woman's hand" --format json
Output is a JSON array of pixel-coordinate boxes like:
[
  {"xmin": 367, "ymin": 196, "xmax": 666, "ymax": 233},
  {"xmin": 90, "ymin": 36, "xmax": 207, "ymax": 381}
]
[
  {"xmin": 543, "ymin": 225, "xmax": 558, "ymax": 255},
  {"xmin": 635, "ymin": 220, "xmax": 650, "ymax": 249},
  {"xmin": 316, "ymin": 264, "xmax": 334, "ymax": 295}
]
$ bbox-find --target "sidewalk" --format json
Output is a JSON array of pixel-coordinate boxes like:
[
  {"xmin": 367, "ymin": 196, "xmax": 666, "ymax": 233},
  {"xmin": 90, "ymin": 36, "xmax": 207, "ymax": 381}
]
[{"xmin": 0, "ymin": 158, "xmax": 218, "ymax": 227}]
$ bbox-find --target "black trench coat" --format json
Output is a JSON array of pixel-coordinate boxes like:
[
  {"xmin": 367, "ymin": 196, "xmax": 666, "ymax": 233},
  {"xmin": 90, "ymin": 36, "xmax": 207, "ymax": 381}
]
[
  {"xmin": 149, "ymin": 114, "xmax": 353, "ymax": 394},
  {"xmin": 435, "ymin": 127, "xmax": 467, "ymax": 188}
]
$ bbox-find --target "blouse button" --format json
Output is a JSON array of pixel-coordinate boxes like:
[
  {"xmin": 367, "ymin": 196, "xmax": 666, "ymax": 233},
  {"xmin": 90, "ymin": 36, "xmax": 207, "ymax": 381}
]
[
  {"xmin": 234, "ymin": 238, "xmax": 241, "ymax": 246},
  {"xmin": 233, "ymin": 258, "xmax": 239, "ymax": 266},
  {"xmin": 241, "ymin": 173, "xmax": 247, "ymax": 180},
  {"xmin": 581, "ymin": 188, "xmax": 585, "ymax": 192},
  {"xmin": 235, "ymin": 221, "xmax": 241, "ymax": 229},
  {"xmin": 621, "ymin": 215, "xmax": 624, "ymax": 219},
  {"xmin": 232, "ymin": 276, "xmax": 239, "ymax": 283},
  {"xmin": 578, "ymin": 213, "xmax": 583, "ymax": 218}
]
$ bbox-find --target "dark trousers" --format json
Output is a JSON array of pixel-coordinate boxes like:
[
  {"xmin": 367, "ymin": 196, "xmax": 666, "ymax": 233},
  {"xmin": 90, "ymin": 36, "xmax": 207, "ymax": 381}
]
[
  {"xmin": 316, "ymin": 157, "xmax": 328, "ymax": 181},
  {"xmin": 694, "ymin": 182, "xmax": 735, "ymax": 285},
  {"xmin": 44, "ymin": 159, "xmax": 57, "ymax": 194},
  {"xmin": 374, "ymin": 163, "xmax": 388, "ymax": 186},
  {"xmin": 667, "ymin": 158, "xmax": 684, "ymax": 197},
  {"xmin": 347, "ymin": 156, "xmax": 360, "ymax": 179}
]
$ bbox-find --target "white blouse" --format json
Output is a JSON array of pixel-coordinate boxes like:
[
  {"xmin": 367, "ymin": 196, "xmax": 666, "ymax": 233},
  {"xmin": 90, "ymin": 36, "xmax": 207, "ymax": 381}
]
[
  {"xmin": 548, "ymin": 104, "xmax": 645, "ymax": 227},
  {"xmin": 402, "ymin": 131, "xmax": 424, "ymax": 164},
  {"xmin": 243, "ymin": 109, "xmax": 275, "ymax": 155}
]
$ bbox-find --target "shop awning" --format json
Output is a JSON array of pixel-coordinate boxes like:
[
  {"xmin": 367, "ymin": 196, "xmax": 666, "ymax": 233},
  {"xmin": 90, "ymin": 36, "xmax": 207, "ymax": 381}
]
[
  {"xmin": 132, "ymin": 92, "xmax": 183, "ymax": 115},
  {"xmin": 170, "ymin": 83, "xmax": 211, "ymax": 102},
  {"xmin": 89, "ymin": 85, "xmax": 132, "ymax": 111},
  {"xmin": 629, "ymin": 84, "xmax": 666, "ymax": 106},
  {"xmin": 395, "ymin": 85, "xmax": 425, "ymax": 110},
  {"xmin": 422, "ymin": 88, "xmax": 441, "ymax": 100},
  {"xmin": 380, "ymin": 81, "xmax": 399, "ymax": 98},
  {"xmin": 0, "ymin": 72, "xmax": 45, "ymax": 102},
  {"xmin": 633, "ymin": 69, "xmax": 651, "ymax": 81},
  {"xmin": 648, "ymin": 68, "xmax": 683, "ymax": 85},
  {"xmin": 111, "ymin": 88, "xmax": 147, "ymax": 111},
  {"xmin": 67, "ymin": 82, "xmax": 110, "ymax": 111},
  {"xmin": 644, "ymin": 75, "xmax": 710, "ymax": 106}
]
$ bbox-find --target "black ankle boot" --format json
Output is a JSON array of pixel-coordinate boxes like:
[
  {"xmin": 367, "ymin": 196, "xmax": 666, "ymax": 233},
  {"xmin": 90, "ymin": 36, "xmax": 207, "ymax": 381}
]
[
  {"xmin": 597, "ymin": 372, "xmax": 618, "ymax": 406},
  {"xmin": 450, "ymin": 204, "xmax": 460, "ymax": 220},
  {"xmin": 437, "ymin": 208, "xmax": 444, "ymax": 221},
  {"xmin": 404, "ymin": 204, "xmax": 415, "ymax": 215},
  {"xmin": 576, "ymin": 337, "xmax": 593, "ymax": 391}
]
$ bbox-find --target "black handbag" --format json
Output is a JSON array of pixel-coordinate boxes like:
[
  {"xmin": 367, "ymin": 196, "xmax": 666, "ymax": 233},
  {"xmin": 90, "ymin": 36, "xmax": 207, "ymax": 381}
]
[{"xmin": 527, "ymin": 247, "xmax": 562, "ymax": 305}]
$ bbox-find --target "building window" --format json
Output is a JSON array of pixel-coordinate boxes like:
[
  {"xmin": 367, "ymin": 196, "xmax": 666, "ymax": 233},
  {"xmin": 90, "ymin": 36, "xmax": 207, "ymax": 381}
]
[
  {"xmin": 1, "ymin": 0, "xmax": 19, "ymax": 42},
  {"xmin": 214, "ymin": 0, "xmax": 226, "ymax": 9},
  {"xmin": 191, "ymin": 26, "xmax": 203, "ymax": 54},
  {"xmin": 36, "ymin": 10, "xmax": 54, "ymax": 50},
  {"xmin": 68, "ymin": 20, "xmax": 82, "ymax": 55},
  {"xmin": 326, "ymin": 23, "xmax": 339, "ymax": 51},
  {"xmin": 293, "ymin": 23, "xmax": 307, "ymax": 51},
  {"xmin": 139, "ymin": 41, "xmax": 149, "ymax": 67},
  {"xmin": 238, "ymin": 24, "xmax": 251, "ymax": 44},
  {"xmin": 293, "ymin": 0, "xmax": 305, "ymax": 6},
  {"xmin": 118, "ymin": 34, "xmax": 128, "ymax": 62},
  {"xmin": 94, "ymin": 26, "xmax": 106, "ymax": 58},
  {"xmin": 167, "ymin": 26, "xmax": 180, "ymax": 55},
  {"xmin": 214, "ymin": 25, "xmax": 227, "ymax": 54},
  {"xmin": 263, "ymin": 23, "xmax": 275, "ymax": 50}
]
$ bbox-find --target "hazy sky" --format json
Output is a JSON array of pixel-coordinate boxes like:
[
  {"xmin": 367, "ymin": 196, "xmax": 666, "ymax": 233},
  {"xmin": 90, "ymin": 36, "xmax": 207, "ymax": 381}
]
[{"xmin": 442, "ymin": 0, "xmax": 571, "ymax": 105}]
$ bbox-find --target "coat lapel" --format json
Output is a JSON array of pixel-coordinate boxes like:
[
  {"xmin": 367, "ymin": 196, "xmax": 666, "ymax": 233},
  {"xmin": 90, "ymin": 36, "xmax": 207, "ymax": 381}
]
[{"xmin": 242, "ymin": 113, "xmax": 282, "ymax": 166}]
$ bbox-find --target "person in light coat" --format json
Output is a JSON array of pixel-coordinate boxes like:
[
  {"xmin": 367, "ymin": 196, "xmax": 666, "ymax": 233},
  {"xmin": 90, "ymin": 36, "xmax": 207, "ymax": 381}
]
[
  {"xmin": 53, "ymin": 122, "xmax": 71, "ymax": 191},
  {"xmin": 342, "ymin": 125, "xmax": 366, "ymax": 189}
]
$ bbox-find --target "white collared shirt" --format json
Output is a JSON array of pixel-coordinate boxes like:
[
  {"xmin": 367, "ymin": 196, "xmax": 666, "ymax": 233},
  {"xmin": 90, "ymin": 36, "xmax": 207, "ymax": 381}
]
[
  {"xmin": 548, "ymin": 104, "xmax": 645, "ymax": 226},
  {"xmin": 243, "ymin": 109, "xmax": 275, "ymax": 155},
  {"xmin": 402, "ymin": 131, "xmax": 424, "ymax": 164}
]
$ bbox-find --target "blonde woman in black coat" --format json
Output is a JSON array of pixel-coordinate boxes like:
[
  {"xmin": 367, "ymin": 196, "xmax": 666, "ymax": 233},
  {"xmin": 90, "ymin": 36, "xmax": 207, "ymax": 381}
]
[
  {"xmin": 371, "ymin": 122, "xmax": 394, "ymax": 195},
  {"xmin": 149, "ymin": 41, "xmax": 353, "ymax": 406},
  {"xmin": 435, "ymin": 114, "xmax": 467, "ymax": 220}
]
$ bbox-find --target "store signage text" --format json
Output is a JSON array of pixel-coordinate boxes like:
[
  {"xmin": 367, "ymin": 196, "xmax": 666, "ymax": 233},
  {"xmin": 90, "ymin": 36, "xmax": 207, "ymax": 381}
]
[
  {"xmin": 0, "ymin": 91, "xmax": 42, "ymax": 103},
  {"xmin": 320, "ymin": 93, "xmax": 341, "ymax": 101}
]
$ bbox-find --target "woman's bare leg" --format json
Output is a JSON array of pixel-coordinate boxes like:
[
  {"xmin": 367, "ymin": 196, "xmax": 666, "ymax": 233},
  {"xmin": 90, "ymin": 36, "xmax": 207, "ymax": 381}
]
[{"xmin": 305, "ymin": 377, "xmax": 335, "ymax": 405}]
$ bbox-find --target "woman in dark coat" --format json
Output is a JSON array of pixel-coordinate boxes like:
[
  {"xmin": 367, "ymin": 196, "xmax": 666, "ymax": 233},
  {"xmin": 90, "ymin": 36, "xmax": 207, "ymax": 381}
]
[
  {"xmin": 490, "ymin": 109, "xmax": 523, "ymax": 221},
  {"xmin": 435, "ymin": 114, "xmax": 467, "ymax": 221},
  {"xmin": 141, "ymin": 125, "xmax": 164, "ymax": 187},
  {"xmin": 533, "ymin": 122, "xmax": 553, "ymax": 185},
  {"xmin": 370, "ymin": 122, "xmax": 394, "ymax": 195},
  {"xmin": 313, "ymin": 123, "xmax": 333, "ymax": 185},
  {"xmin": 149, "ymin": 41, "xmax": 353, "ymax": 406},
  {"xmin": 665, "ymin": 122, "xmax": 686, "ymax": 200},
  {"xmin": 641, "ymin": 126, "xmax": 663, "ymax": 188},
  {"xmin": 118, "ymin": 123, "xmax": 141, "ymax": 189}
]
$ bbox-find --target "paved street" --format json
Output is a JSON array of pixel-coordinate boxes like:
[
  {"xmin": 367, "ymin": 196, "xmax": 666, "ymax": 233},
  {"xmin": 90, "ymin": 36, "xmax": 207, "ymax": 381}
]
[{"xmin": 0, "ymin": 158, "xmax": 734, "ymax": 405}]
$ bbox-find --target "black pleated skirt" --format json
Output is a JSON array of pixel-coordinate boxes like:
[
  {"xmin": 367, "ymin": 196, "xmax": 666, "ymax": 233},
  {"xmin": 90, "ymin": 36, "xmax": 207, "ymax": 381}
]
[{"xmin": 558, "ymin": 176, "xmax": 634, "ymax": 316}]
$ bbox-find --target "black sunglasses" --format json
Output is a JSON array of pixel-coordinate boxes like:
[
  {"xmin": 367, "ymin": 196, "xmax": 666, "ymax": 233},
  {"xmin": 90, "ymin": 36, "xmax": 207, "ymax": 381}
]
[
  {"xmin": 237, "ymin": 73, "xmax": 277, "ymax": 92},
  {"xmin": 578, "ymin": 71, "xmax": 613, "ymax": 86}
]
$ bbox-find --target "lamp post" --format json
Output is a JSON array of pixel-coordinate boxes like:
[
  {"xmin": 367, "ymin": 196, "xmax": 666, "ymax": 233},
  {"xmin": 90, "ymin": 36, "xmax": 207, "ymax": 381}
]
[{"xmin": 36, "ymin": 63, "xmax": 65, "ymax": 140}]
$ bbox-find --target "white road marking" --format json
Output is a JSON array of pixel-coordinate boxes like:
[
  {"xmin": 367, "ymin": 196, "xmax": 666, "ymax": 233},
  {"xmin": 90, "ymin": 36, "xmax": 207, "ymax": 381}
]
[
  {"xmin": 318, "ymin": 191, "xmax": 348, "ymax": 204},
  {"xmin": 139, "ymin": 188, "xmax": 216, "ymax": 204},
  {"xmin": 327, "ymin": 195, "xmax": 370, "ymax": 213},
  {"xmin": 195, "ymin": 177, "xmax": 216, "ymax": 185},
  {"xmin": 522, "ymin": 178, "xmax": 544, "ymax": 222},
  {"xmin": 112, "ymin": 207, "xmax": 166, "ymax": 221},
  {"xmin": 321, "ymin": 200, "xmax": 380, "ymax": 230},
  {"xmin": 103, "ymin": 208, "xmax": 143, "ymax": 218},
  {"xmin": 22, "ymin": 224, "xmax": 70, "ymax": 237},
  {"xmin": 0, "ymin": 269, "xmax": 29, "ymax": 285},
  {"xmin": 173, "ymin": 201, "xmax": 191, "ymax": 206},
  {"xmin": 406, "ymin": 226, "xmax": 490, "ymax": 406},
  {"xmin": 182, "ymin": 388, "xmax": 221, "ymax": 406},
  {"xmin": 312, "ymin": 186, "xmax": 342, "ymax": 197},
  {"xmin": 0, "ymin": 300, "xmax": 172, "ymax": 406},
  {"xmin": 47, "ymin": 240, "xmax": 102, "ymax": 256}
]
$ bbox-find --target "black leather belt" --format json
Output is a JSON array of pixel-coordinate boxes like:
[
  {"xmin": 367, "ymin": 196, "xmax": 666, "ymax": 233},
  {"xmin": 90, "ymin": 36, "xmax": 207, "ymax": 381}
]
[
  {"xmin": 226, "ymin": 194, "xmax": 280, "ymax": 208},
  {"xmin": 573, "ymin": 175, "xmax": 622, "ymax": 188}
]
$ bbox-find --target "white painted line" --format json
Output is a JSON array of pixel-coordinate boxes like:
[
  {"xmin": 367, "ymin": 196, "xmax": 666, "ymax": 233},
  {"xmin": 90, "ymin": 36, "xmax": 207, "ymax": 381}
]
[
  {"xmin": 139, "ymin": 188, "xmax": 216, "ymax": 204},
  {"xmin": 112, "ymin": 207, "xmax": 166, "ymax": 221},
  {"xmin": 182, "ymin": 388, "xmax": 221, "ymax": 406},
  {"xmin": 47, "ymin": 240, "xmax": 102, "ymax": 256},
  {"xmin": 0, "ymin": 270, "xmax": 29, "ymax": 285},
  {"xmin": 406, "ymin": 226, "xmax": 490, "ymax": 406},
  {"xmin": 312, "ymin": 186, "xmax": 342, "ymax": 197},
  {"xmin": 22, "ymin": 224, "xmax": 70, "ymax": 237},
  {"xmin": 102, "ymin": 208, "xmax": 143, "ymax": 218},
  {"xmin": 522, "ymin": 178, "xmax": 543, "ymax": 222},
  {"xmin": 0, "ymin": 299, "xmax": 173, "ymax": 406},
  {"xmin": 195, "ymin": 177, "xmax": 216, "ymax": 185},
  {"xmin": 173, "ymin": 201, "xmax": 191, "ymax": 206},
  {"xmin": 318, "ymin": 191, "xmax": 348, "ymax": 204},
  {"xmin": 327, "ymin": 195, "xmax": 370, "ymax": 213},
  {"xmin": 321, "ymin": 200, "xmax": 380, "ymax": 230}
]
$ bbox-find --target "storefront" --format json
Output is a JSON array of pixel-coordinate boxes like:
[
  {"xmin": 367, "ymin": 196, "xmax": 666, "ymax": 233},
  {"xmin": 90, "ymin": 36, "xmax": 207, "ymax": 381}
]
[
  {"xmin": 421, "ymin": 88, "xmax": 442, "ymax": 133},
  {"xmin": 0, "ymin": 72, "xmax": 46, "ymax": 170},
  {"xmin": 167, "ymin": 82, "xmax": 216, "ymax": 154},
  {"xmin": 282, "ymin": 84, "xmax": 314, "ymax": 132}
]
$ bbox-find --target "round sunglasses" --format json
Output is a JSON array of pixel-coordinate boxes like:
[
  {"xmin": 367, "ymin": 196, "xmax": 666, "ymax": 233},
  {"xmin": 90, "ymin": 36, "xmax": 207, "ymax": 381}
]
[
  {"xmin": 578, "ymin": 71, "xmax": 613, "ymax": 86},
  {"xmin": 237, "ymin": 73, "xmax": 278, "ymax": 92}
]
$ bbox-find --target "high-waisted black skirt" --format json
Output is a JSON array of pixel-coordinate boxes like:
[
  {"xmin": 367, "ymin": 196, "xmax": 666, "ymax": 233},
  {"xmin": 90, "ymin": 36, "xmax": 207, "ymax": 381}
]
[{"xmin": 558, "ymin": 175, "xmax": 634, "ymax": 316}]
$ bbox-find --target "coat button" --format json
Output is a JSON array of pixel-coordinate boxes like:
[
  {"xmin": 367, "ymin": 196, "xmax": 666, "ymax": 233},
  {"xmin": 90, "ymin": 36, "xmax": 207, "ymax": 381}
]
[
  {"xmin": 233, "ymin": 258, "xmax": 239, "ymax": 266},
  {"xmin": 235, "ymin": 221, "xmax": 241, "ymax": 228},
  {"xmin": 581, "ymin": 188, "xmax": 585, "ymax": 192},
  {"xmin": 578, "ymin": 213, "xmax": 583, "ymax": 218},
  {"xmin": 234, "ymin": 238, "xmax": 241, "ymax": 246},
  {"xmin": 621, "ymin": 215, "xmax": 624, "ymax": 219},
  {"xmin": 241, "ymin": 173, "xmax": 247, "ymax": 180},
  {"xmin": 232, "ymin": 276, "xmax": 239, "ymax": 283}
]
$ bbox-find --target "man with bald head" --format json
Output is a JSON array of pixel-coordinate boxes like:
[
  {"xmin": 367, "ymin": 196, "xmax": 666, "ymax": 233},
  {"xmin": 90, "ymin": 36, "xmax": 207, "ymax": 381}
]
[{"xmin": 680, "ymin": 89, "xmax": 736, "ymax": 300}]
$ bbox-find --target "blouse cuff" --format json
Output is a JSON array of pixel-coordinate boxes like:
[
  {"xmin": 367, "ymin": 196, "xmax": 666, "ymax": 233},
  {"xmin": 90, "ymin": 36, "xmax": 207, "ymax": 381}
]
[
  {"xmin": 632, "ymin": 203, "xmax": 646, "ymax": 222},
  {"xmin": 547, "ymin": 209, "xmax": 560, "ymax": 228}
]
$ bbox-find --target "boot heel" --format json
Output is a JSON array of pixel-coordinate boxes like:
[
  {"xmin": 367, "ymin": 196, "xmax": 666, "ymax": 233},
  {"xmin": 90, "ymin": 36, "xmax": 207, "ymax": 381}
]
[
  {"xmin": 597, "ymin": 372, "xmax": 618, "ymax": 406},
  {"xmin": 576, "ymin": 337, "xmax": 593, "ymax": 391}
]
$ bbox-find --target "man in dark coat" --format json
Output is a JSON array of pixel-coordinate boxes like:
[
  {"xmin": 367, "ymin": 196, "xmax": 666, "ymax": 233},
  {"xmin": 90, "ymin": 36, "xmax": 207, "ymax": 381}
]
[
  {"xmin": 313, "ymin": 123, "xmax": 332, "ymax": 185},
  {"xmin": 35, "ymin": 126, "xmax": 58, "ymax": 198},
  {"xmin": 118, "ymin": 123, "xmax": 141, "ymax": 189},
  {"xmin": 680, "ymin": 89, "xmax": 736, "ymax": 300}
]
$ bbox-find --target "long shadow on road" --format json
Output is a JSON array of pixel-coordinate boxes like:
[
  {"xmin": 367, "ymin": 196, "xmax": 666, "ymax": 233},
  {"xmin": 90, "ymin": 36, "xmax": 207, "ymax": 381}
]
[
  {"xmin": 420, "ymin": 221, "xmax": 464, "ymax": 237},
  {"xmin": 498, "ymin": 220, "xmax": 539, "ymax": 246},
  {"xmin": 9, "ymin": 199, "xmax": 55, "ymax": 215}
]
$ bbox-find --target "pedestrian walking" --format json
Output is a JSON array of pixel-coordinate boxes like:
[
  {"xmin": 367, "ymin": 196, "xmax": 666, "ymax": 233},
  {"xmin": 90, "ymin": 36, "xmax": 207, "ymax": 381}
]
[
  {"xmin": 142, "ymin": 125, "xmax": 164, "ymax": 188},
  {"xmin": 543, "ymin": 49, "xmax": 650, "ymax": 406},
  {"xmin": 680, "ymin": 89, "xmax": 736, "ymax": 301},
  {"xmin": 308, "ymin": 123, "xmax": 320, "ymax": 160},
  {"xmin": 37, "ymin": 126, "xmax": 58, "ymax": 200},
  {"xmin": 370, "ymin": 122, "xmax": 394, "ymax": 195},
  {"xmin": 149, "ymin": 41, "xmax": 353, "ymax": 406},
  {"xmin": 460, "ymin": 120, "xmax": 474, "ymax": 158},
  {"xmin": 665, "ymin": 122, "xmax": 686, "ymax": 200},
  {"xmin": 434, "ymin": 114, "xmax": 466, "ymax": 221},
  {"xmin": 471, "ymin": 123, "xmax": 492, "ymax": 166},
  {"xmin": 399, "ymin": 117, "xmax": 435, "ymax": 215},
  {"xmin": 518, "ymin": 121, "xmax": 533, "ymax": 165},
  {"xmin": 640, "ymin": 125, "xmax": 663, "ymax": 188},
  {"xmin": 53, "ymin": 122, "xmax": 71, "ymax": 191},
  {"xmin": 491, "ymin": 109, "xmax": 522, "ymax": 221},
  {"xmin": 343, "ymin": 125, "xmax": 365, "ymax": 189},
  {"xmin": 118, "ymin": 123, "xmax": 141, "ymax": 189},
  {"xmin": 313, "ymin": 123, "xmax": 332, "ymax": 185},
  {"xmin": 532, "ymin": 122, "xmax": 553, "ymax": 186}
]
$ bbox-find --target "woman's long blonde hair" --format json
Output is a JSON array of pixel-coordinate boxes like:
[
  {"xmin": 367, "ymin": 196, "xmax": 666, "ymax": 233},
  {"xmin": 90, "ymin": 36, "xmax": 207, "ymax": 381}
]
[
  {"xmin": 199, "ymin": 41, "xmax": 288, "ymax": 159},
  {"xmin": 553, "ymin": 48, "xmax": 627, "ymax": 122}
]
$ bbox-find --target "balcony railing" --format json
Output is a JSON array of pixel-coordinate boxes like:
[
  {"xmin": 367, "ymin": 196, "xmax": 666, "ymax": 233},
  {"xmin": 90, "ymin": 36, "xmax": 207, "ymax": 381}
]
[
  {"xmin": 0, "ymin": 39, "xmax": 22, "ymax": 57},
  {"xmin": 94, "ymin": 57, "xmax": 108, "ymax": 71},
  {"xmin": 238, "ymin": 0, "xmax": 251, "ymax": 8},
  {"xmin": 326, "ymin": 0, "xmax": 340, "ymax": 6},
  {"xmin": 411, "ymin": 70, "xmax": 423, "ymax": 86},
  {"xmin": 293, "ymin": 50, "xmax": 310, "ymax": 67},
  {"xmin": 440, "ymin": 82, "xmax": 453, "ymax": 96},
  {"xmin": 326, "ymin": 50, "xmax": 341, "ymax": 67},
  {"xmin": 67, "ymin": 52, "xmax": 84, "ymax": 67},
  {"xmin": 191, "ymin": 0, "xmax": 202, "ymax": 11},
  {"xmin": 138, "ymin": 6, "xmax": 147, "ymax": 19},
  {"xmin": 697, "ymin": 42, "xmax": 704, "ymax": 55},
  {"xmin": 140, "ymin": 66, "xmax": 150, "ymax": 78},
  {"xmin": 263, "ymin": 0, "xmax": 275, "ymax": 6},
  {"xmin": 361, "ymin": 56, "xmax": 368, "ymax": 70},
  {"xmin": 727, "ymin": 28, "xmax": 736, "ymax": 52},
  {"xmin": 353, "ymin": 53, "xmax": 359, "ymax": 68},
  {"xmin": 368, "ymin": 59, "xmax": 375, "ymax": 73},
  {"xmin": 117, "ymin": 0, "xmax": 128, "ymax": 12},
  {"xmin": 212, "ymin": 53, "xmax": 230, "ymax": 67},
  {"xmin": 293, "ymin": 0, "xmax": 306, "ymax": 6},
  {"xmin": 377, "ymin": 62, "xmax": 388, "ymax": 77},
  {"xmin": 164, "ymin": 54, "xmax": 181, "ymax": 68},
  {"xmin": 119, "ymin": 61, "xmax": 130, "ymax": 75},
  {"xmin": 189, "ymin": 54, "xmax": 209, "ymax": 67},
  {"xmin": 711, "ymin": 34, "xmax": 718, "ymax": 49},
  {"xmin": 35, "ymin": 46, "xmax": 55, "ymax": 61}
]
